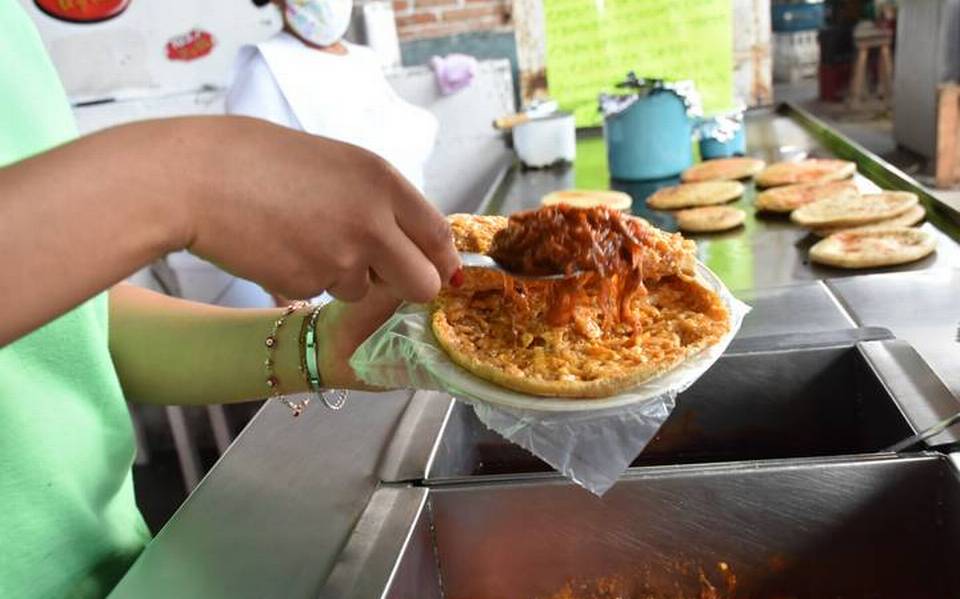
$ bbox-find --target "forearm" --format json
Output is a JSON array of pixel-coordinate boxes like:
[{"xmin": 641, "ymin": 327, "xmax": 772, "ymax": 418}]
[
  {"xmin": 0, "ymin": 118, "xmax": 204, "ymax": 346},
  {"xmin": 109, "ymin": 284, "xmax": 308, "ymax": 406},
  {"xmin": 1, "ymin": 114, "xmax": 454, "ymax": 347}
]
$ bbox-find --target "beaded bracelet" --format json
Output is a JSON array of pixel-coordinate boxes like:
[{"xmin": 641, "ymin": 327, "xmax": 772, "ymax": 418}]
[
  {"xmin": 265, "ymin": 300, "xmax": 310, "ymax": 416},
  {"xmin": 299, "ymin": 304, "xmax": 348, "ymax": 411}
]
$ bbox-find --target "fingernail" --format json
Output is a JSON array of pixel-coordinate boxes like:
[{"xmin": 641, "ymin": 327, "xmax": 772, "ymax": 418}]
[{"xmin": 450, "ymin": 268, "xmax": 464, "ymax": 288}]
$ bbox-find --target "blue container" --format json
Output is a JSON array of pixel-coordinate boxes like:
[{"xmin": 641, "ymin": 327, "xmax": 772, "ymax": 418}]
[
  {"xmin": 603, "ymin": 91, "xmax": 694, "ymax": 181},
  {"xmin": 698, "ymin": 113, "xmax": 746, "ymax": 159},
  {"xmin": 772, "ymin": 2, "xmax": 825, "ymax": 32},
  {"xmin": 699, "ymin": 129, "xmax": 745, "ymax": 159}
]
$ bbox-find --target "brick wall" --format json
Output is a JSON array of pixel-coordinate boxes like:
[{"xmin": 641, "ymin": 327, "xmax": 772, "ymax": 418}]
[{"xmin": 393, "ymin": 0, "xmax": 513, "ymax": 42}]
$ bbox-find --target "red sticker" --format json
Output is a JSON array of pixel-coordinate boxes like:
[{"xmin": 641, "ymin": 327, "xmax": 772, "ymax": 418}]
[
  {"xmin": 35, "ymin": 0, "xmax": 130, "ymax": 23},
  {"xmin": 166, "ymin": 29, "xmax": 216, "ymax": 62}
]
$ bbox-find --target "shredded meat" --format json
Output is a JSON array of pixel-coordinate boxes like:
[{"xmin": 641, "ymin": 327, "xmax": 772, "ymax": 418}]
[
  {"xmin": 489, "ymin": 205, "xmax": 649, "ymax": 277},
  {"xmin": 487, "ymin": 206, "xmax": 694, "ymax": 329}
]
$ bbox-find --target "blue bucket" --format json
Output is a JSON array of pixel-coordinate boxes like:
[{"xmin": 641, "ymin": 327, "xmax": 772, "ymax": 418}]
[
  {"xmin": 603, "ymin": 90, "xmax": 695, "ymax": 181},
  {"xmin": 698, "ymin": 112, "xmax": 746, "ymax": 159}
]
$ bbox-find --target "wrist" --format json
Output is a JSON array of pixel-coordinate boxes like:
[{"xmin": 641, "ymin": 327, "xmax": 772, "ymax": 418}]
[
  {"xmin": 313, "ymin": 304, "xmax": 338, "ymax": 388},
  {"xmin": 313, "ymin": 302, "xmax": 363, "ymax": 390},
  {"xmin": 149, "ymin": 116, "xmax": 228, "ymax": 253},
  {"xmin": 273, "ymin": 306, "xmax": 309, "ymax": 394}
]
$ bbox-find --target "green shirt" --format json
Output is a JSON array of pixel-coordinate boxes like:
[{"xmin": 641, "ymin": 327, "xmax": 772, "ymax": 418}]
[{"xmin": 0, "ymin": 3, "xmax": 151, "ymax": 597}]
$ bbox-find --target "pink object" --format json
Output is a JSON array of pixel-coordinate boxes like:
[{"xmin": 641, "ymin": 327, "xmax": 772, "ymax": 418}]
[{"xmin": 430, "ymin": 54, "xmax": 478, "ymax": 95}]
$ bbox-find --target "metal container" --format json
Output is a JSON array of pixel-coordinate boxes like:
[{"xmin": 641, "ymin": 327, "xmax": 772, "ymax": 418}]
[
  {"xmin": 699, "ymin": 125, "xmax": 745, "ymax": 159},
  {"xmin": 512, "ymin": 111, "xmax": 576, "ymax": 168},
  {"xmin": 601, "ymin": 77, "xmax": 699, "ymax": 180},
  {"xmin": 894, "ymin": 0, "xmax": 960, "ymax": 159},
  {"xmin": 424, "ymin": 337, "xmax": 960, "ymax": 480},
  {"xmin": 324, "ymin": 453, "xmax": 960, "ymax": 598},
  {"xmin": 697, "ymin": 108, "xmax": 747, "ymax": 159}
]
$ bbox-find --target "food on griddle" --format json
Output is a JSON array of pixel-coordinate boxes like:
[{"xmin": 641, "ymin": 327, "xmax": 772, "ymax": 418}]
[
  {"xmin": 432, "ymin": 207, "xmax": 729, "ymax": 398},
  {"xmin": 791, "ymin": 191, "xmax": 918, "ymax": 228},
  {"xmin": 754, "ymin": 180, "xmax": 859, "ymax": 213},
  {"xmin": 646, "ymin": 181, "xmax": 744, "ymax": 210},
  {"xmin": 541, "ymin": 189, "xmax": 633, "ymax": 211},
  {"xmin": 809, "ymin": 227, "xmax": 936, "ymax": 269},
  {"xmin": 675, "ymin": 206, "xmax": 746, "ymax": 233},
  {"xmin": 681, "ymin": 157, "xmax": 766, "ymax": 183},
  {"xmin": 756, "ymin": 158, "xmax": 856, "ymax": 188},
  {"xmin": 813, "ymin": 203, "xmax": 926, "ymax": 237}
]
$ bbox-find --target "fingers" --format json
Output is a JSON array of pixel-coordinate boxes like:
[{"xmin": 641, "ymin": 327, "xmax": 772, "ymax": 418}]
[
  {"xmin": 392, "ymin": 194, "xmax": 460, "ymax": 285},
  {"xmin": 326, "ymin": 267, "xmax": 371, "ymax": 303},
  {"xmin": 371, "ymin": 229, "xmax": 443, "ymax": 303},
  {"xmin": 316, "ymin": 282, "xmax": 402, "ymax": 389},
  {"xmin": 339, "ymin": 282, "xmax": 403, "ymax": 337}
]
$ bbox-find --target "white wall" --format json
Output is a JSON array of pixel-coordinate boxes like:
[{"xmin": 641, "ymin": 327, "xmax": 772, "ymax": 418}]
[
  {"xmin": 19, "ymin": 0, "xmax": 281, "ymax": 101},
  {"xmin": 24, "ymin": 0, "xmax": 513, "ymax": 215},
  {"xmin": 69, "ymin": 61, "xmax": 515, "ymax": 216},
  {"xmin": 389, "ymin": 60, "xmax": 514, "ymax": 215}
]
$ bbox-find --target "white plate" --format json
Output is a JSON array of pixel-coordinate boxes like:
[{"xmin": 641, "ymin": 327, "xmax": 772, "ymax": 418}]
[{"xmin": 418, "ymin": 262, "xmax": 748, "ymax": 413}]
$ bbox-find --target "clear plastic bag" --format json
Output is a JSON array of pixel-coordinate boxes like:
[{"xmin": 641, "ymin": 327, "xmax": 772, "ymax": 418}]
[{"xmin": 349, "ymin": 264, "xmax": 750, "ymax": 495}]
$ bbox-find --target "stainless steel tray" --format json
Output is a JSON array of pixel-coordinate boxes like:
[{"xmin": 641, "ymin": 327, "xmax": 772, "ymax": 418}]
[
  {"xmin": 324, "ymin": 453, "xmax": 960, "ymax": 599},
  {"xmin": 419, "ymin": 336, "xmax": 960, "ymax": 481},
  {"xmin": 480, "ymin": 104, "xmax": 960, "ymax": 292},
  {"xmin": 827, "ymin": 269, "xmax": 960, "ymax": 397},
  {"xmin": 734, "ymin": 280, "xmax": 855, "ymax": 340}
]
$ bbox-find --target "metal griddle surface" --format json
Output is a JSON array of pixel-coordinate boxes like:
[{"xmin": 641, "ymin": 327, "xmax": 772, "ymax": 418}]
[{"xmin": 483, "ymin": 109, "xmax": 960, "ymax": 292}]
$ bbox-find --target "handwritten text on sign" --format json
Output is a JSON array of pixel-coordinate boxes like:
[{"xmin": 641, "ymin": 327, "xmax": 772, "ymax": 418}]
[{"xmin": 544, "ymin": 0, "xmax": 734, "ymax": 127}]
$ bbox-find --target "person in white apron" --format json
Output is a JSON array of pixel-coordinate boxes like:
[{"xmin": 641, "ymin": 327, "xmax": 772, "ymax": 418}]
[{"xmin": 227, "ymin": 0, "xmax": 438, "ymax": 192}]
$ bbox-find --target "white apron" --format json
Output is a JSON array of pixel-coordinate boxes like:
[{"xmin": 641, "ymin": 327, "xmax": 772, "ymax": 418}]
[{"xmin": 232, "ymin": 32, "xmax": 437, "ymax": 191}]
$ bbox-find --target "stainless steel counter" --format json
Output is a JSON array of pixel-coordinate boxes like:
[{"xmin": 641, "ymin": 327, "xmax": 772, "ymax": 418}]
[
  {"xmin": 481, "ymin": 108, "xmax": 960, "ymax": 292},
  {"xmin": 112, "ymin": 105, "xmax": 960, "ymax": 598},
  {"xmin": 111, "ymin": 286, "xmax": 857, "ymax": 599},
  {"xmin": 330, "ymin": 453, "xmax": 960, "ymax": 598},
  {"xmin": 829, "ymin": 269, "xmax": 960, "ymax": 397},
  {"xmin": 110, "ymin": 390, "xmax": 419, "ymax": 598}
]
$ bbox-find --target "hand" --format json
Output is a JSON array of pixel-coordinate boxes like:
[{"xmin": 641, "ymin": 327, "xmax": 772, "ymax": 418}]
[
  {"xmin": 180, "ymin": 117, "xmax": 460, "ymax": 303},
  {"xmin": 313, "ymin": 284, "xmax": 401, "ymax": 389}
]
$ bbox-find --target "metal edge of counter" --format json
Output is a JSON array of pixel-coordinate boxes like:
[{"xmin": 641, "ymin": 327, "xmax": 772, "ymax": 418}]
[
  {"xmin": 318, "ymin": 485, "xmax": 429, "ymax": 599},
  {"xmin": 110, "ymin": 390, "xmax": 419, "ymax": 599},
  {"xmin": 474, "ymin": 158, "xmax": 515, "ymax": 216},
  {"xmin": 474, "ymin": 127, "xmax": 604, "ymax": 216},
  {"xmin": 377, "ymin": 391, "xmax": 456, "ymax": 483},
  {"xmin": 777, "ymin": 101, "xmax": 960, "ymax": 239},
  {"xmin": 858, "ymin": 339, "xmax": 960, "ymax": 449}
]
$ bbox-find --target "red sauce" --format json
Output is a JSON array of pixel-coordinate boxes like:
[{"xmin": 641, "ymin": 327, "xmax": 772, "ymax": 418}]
[
  {"xmin": 490, "ymin": 205, "xmax": 649, "ymax": 277},
  {"xmin": 488, "ymin": 205, "xmax": 656, "ymax": 328}
]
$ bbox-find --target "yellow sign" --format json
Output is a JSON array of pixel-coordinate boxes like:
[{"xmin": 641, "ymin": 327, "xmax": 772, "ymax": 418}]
[{"xmin": 544, "ymin": 0, "xmax": 734, "ymax": 127}]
